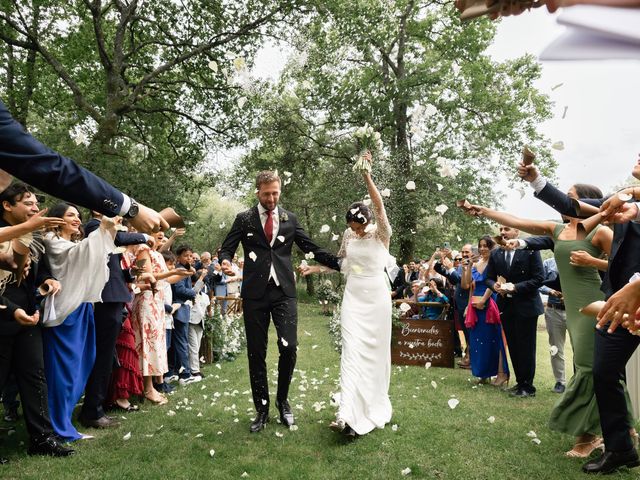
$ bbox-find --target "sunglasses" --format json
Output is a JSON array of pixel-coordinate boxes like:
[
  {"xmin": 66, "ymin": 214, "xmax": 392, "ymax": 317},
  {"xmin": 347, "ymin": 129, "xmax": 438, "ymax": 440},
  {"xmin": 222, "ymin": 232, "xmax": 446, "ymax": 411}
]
[{"xmin": 454, "ymin": 257, "xmax": 462, "ymax": 261}]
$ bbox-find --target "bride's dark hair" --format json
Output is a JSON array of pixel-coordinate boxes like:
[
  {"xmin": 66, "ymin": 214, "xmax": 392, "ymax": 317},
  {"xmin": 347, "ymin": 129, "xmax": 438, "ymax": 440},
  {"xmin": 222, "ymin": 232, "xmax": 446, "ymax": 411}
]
[{"xmin": 345, "ymin": 202, "xmax": 372, "ymax": 225}]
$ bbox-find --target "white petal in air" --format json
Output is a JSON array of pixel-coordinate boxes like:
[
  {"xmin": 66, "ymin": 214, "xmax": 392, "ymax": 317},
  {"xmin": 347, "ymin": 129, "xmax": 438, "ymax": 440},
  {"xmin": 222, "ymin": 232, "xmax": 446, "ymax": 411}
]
[
  {"xmin": 275, "ymin": 431, "xmax": 284, "ymax": 438},
  {"xmin": 123, "ymin": 432, "xmax": 131, "ymax": 440},
  {"xmin": 209, "ymin": 449, "xmax": 215, "ymax": 457},
  {"xmin": 208, "ymin": 60, "xmax": 218, "ymax": 72},
  {"xmin": 488, "ymin": 416, "xmax": 496, "ymax": 424},
  {"xmin": 406, "ymin": 181, "xmax": 416, "ymax": 191},
  {"xmin": 399, "ymin": 302, "xmax": 411, "ymax": 313},
  {"xmin": 237, "ymin": 97, "xmax": 248, "ymax": 108},
  {"xmin": 416, "ymin": 160, "xmax": 426, "ymax": 167},
  {"xmin": 248, "ymin": 251, "xmax": 257, "ymax": 262},
  {"xmin": 281, "ymin": 338, "xmax": 288, "ymax": 347},
  {"xmin": 362, "ymin": 199, "xmax": 372, "ymax": 206},
  {"xmin": 284, "ymin": 171, "xmax": 292, "ymax": 177},
  {"xmin": 448, "ymin": 398, "xmax": 460, "ymax": 409},
  {"xmin": 381, "ymin": 188, "xmax": 391, "ymax": 197},
  {"xmin": 331, "ymin": 234, "xmax": 339, "ymax": 242},
  {"xmin": 277, "ymin": 235, "xmax": 285, "ymax": 243},
  {"xmin": 304, "ymin": 252, "xmax": 315, "ymax": 260},
  {"xmin": 391, "ymin": 424, "xmax": 398, "ymax": 431},
  {"xmin": 435, "ymin": 204, "xmax": 449, "ymax": 215},
  {"xmin": 320, "ymin": 224, "xmax": 330, "ymax": 233},
  {"xmin": 549, "ymin": 345, "xmax": 559, "ymax": 356},
  {"xmin": 424, "ymin": 362, "xmax": 431, "ymax": 370},
  {"xmin": 551, "ymin": 141, "xmax": 564, "ymax": 151},
  {"xmin": 436, "ymin": 184, "xmax": 443, "ymax": 191},
  {"xmin": 431, "ymin": 381, "xmax": 438, "ymax": 389}
]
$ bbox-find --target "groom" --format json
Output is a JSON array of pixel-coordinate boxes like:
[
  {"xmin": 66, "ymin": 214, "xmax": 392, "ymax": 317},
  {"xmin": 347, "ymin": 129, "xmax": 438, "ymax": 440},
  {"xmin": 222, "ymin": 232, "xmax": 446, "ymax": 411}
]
[{"xmin": 219, "ymin": 170, "xmax": 340, "ymax": 433}]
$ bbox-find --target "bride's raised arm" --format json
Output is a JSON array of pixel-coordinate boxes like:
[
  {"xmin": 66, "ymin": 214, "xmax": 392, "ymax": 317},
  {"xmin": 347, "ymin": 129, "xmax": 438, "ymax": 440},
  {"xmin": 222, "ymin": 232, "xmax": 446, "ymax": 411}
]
[{"xmin": 361, "ymin": 162, "xmax": 390, "ymax": 248}]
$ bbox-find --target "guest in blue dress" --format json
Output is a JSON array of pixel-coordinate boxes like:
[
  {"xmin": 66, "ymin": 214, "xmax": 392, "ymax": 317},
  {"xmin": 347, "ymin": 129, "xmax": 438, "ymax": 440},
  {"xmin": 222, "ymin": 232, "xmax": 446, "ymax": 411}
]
[
  {"xmin": 462, "ymin": 236, "xmax": 510, "ymax": 386},
  {"xmin": 41, "ymin": 203, "xmax": 117, "ymax": 441}
]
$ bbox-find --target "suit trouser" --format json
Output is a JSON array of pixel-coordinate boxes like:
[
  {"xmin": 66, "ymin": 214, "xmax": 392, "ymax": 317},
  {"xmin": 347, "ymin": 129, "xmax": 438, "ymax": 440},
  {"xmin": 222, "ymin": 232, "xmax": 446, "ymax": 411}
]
[
  {"xmin": 243, "ymin": 283, "xmax": 297, "ymax": 413},
  {"xmin": 501, "ymin": 306, "xmax": 538, "ymax": 392},
  {"xmin": 544, "ymin": 306, "xmax": 567, "ymax": 385},
  {"xmin": 173, "ymin": 320, "xmax": 191, "ymax": 378},
  {"xmin": 81, "ymin": 302, "xmax": 124, "ymax": 420},
  {"xmin": 0, "ymin": 326, "xmax": 53, "ymax": 442},
  {"xmin": 594, "ymin": 326, "xmax": 639, "ymax": 452},
  {"xmin": 188, "ymin": 323, "xmax": 204, "ymax": 374}
]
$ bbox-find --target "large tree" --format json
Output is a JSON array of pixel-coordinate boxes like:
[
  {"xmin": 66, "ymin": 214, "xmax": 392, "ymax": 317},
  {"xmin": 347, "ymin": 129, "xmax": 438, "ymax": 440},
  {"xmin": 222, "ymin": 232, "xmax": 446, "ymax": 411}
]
[
  {"xmin": 0, "ymin": 0, "xmax": 299, "ymax": 210},
  {"xmin": 238, "ymin": 0, "xmax": 555, "ymax": 261}
]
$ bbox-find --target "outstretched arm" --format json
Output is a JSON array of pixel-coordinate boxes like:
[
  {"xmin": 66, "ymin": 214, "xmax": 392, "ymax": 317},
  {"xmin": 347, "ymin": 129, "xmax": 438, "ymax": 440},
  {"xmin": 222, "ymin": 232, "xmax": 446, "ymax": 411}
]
[
  {"xmin": 468, "ymin": 205, "xmax": 556, "ymax": 237},
  {"xmin": 363, "ymin": 169, "xmax": 390, "ymax": 249}
]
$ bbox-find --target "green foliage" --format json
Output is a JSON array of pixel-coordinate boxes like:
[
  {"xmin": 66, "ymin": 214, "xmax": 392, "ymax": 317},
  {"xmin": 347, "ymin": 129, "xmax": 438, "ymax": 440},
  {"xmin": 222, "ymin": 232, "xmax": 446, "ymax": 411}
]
[
  {"xmin": 315, "ymin": 277, "xmax": 342, "ymax": 315},
  {"xmin": 0, "ymin": 0, "xmax": 301, "ymax": 210}
]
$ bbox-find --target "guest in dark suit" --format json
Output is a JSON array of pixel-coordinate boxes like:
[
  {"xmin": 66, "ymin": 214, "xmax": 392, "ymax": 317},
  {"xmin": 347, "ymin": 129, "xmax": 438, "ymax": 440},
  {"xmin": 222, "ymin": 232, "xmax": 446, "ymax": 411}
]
[
  {"xmin": 79, "ymin": 212, "xmax": 149, "ymax": 429},
  {"xmin": 0, "ymin": 98, "xmax": 165, "ymax": 233},
  {"xmin": 171, "ymin": 245, "xmax": 199, "ymax": 386},
  {"xmin": 484, "ymin": 225, "xmax": 544, "ymax": 397},
  {"xmin": 220, "ymin": 171, "xmax": 339, "ymax": 433},
  {"xmin": 0, "ymin": 183, "xmax": 74, "ymax": 458},
  {"xmin": 519, "ymin": 160, "xmax": 640, "ymax": 473}
]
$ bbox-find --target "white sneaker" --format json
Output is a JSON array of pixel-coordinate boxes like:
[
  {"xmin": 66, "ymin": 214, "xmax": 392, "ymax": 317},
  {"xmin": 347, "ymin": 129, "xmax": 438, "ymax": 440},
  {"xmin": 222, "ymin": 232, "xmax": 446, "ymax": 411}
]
[
  {"xmin": 165, "ymin": 374, "xmax": 179, "ymax": 383},
  {"xmin": 179, "ymin": 375, "xmax": 201, "ymax": 386}
]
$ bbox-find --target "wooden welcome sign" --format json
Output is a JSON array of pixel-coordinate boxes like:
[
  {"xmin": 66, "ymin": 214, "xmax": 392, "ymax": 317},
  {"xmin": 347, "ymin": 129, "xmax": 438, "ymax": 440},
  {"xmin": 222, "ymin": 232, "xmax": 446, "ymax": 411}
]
[{"xmin": 391, "ymin": 317, "xmax": 454, "ymax": 368}]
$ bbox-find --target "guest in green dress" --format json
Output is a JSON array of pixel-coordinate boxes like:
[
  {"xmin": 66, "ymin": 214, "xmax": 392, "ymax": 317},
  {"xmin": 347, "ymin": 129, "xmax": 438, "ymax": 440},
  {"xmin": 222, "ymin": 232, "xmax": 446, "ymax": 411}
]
[{"xmin": 466, "ymin": 183, "xmax": 633, "ymax": 458}]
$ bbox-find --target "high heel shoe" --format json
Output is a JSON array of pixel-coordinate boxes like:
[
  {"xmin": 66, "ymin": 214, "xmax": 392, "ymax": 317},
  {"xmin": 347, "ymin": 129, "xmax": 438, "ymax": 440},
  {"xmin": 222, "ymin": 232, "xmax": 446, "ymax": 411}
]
[
  {"xmin": 565, "ymin": 437, "xmax": 604, "ymax": 458},
  {"xmin": 491, "ymin": 375, "xmax": 509, "ymax": 388}
]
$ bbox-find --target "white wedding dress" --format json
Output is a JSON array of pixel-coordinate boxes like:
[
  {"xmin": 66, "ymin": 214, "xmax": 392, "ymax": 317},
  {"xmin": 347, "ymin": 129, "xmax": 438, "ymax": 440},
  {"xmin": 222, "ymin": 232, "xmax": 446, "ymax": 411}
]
[{"xmin": 336, "ymin": 206, "xmax": 392, "ymax": 435}]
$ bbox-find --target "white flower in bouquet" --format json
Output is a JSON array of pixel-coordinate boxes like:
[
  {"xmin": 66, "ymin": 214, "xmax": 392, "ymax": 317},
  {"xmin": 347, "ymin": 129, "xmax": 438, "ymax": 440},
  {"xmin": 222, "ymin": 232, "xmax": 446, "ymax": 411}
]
[{"xmin": 352, "ymin": 123, "xmax": 384, "ymax": 173}]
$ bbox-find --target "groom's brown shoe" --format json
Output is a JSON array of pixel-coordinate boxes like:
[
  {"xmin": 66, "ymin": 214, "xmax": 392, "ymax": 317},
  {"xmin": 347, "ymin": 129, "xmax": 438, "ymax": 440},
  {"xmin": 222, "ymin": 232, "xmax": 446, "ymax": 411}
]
[
  {"xmin": 276, "ymin": 400, "xmax": 294, "ymax": 427},
  {"xmin": 250, "ymin": 411, "xmax": 269, "ymax": 433}
]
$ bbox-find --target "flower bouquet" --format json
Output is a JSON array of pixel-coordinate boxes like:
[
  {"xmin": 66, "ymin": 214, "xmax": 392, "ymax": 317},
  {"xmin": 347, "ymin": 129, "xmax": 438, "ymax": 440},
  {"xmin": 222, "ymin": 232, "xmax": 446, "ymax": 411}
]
[{"xmin": 352, "ymin": 123, "xmax": 383, "ymax": 174}]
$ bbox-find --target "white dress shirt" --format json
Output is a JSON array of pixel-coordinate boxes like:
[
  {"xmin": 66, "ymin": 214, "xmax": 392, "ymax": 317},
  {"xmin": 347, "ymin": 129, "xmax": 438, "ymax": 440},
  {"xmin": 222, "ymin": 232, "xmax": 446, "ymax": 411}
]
[{"xmin": 257, "ymin": 203, "xmax": 280, "ymax": 285}]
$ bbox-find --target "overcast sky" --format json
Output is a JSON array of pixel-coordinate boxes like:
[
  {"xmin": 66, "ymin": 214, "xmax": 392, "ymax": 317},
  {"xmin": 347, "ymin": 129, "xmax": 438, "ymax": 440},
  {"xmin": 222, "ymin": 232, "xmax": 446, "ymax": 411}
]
[
  {"xmin": 247, "ymin": 9, "xmax": 640, "ymax": 221},
  {"xmin": 488, "ymin": 9, "xmax": 640, "ymax": 220}
]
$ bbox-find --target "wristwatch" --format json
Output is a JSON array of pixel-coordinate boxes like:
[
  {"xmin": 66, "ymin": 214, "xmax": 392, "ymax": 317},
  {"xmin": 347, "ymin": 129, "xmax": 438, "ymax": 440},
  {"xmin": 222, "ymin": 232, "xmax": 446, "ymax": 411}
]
[{"xmin": 124, "ymin": 199, "xmax": 139, "ymax": 219}]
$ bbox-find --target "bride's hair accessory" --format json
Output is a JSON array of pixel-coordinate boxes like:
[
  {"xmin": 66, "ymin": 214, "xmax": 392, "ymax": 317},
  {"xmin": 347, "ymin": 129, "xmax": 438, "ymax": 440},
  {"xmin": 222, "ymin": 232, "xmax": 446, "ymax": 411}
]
[{"xmin": 345, "ymin": 202, "xmax": 371, "ymax": 225}]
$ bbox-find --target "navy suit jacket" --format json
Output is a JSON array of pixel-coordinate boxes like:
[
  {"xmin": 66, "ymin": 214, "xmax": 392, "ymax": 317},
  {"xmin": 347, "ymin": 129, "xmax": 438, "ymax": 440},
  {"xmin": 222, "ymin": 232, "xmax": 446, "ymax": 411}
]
[
  {"xmin": 172, "ymin": 264, "xmax": 196, "ymax": 324},
  {"xmin": 219, "ymin": 207, "xmax": 339, "ymax": 299},
  {"xmin": 433, "ymin": 262, "xmax": 469, "ymax": 312},
  {"xmin": 535, "ymin": 180, "xmax": 638, "ymax": 298},
  {"xmin": 85, "ymin": 218, "xmax": 146, "ymax": 303},
  {"xmin": 0, "ymin": 99, "xmax": 125, "ymax": 216},
  {"xmin": 485, "ymin": 248, "xmax": 544, "ymax": 316}
]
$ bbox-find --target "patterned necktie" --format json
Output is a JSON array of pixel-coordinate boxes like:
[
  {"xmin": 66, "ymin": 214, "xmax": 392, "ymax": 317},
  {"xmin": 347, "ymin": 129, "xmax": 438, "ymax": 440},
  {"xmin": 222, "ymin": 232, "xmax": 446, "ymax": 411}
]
[{"xmin": 264, "ymin": 210, "xmax": 273, "ymax": 244}]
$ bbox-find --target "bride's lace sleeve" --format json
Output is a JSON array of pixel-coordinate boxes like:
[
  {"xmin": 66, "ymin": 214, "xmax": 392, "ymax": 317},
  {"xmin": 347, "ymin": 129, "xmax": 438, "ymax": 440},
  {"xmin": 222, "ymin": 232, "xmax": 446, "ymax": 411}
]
[
  {"xmin": 337, "ymin": 228, "xmax": 352, "ymax": 259},
  {"xmin": 372, "ymin": 201, "xmax": 391, "ymax": 243}
]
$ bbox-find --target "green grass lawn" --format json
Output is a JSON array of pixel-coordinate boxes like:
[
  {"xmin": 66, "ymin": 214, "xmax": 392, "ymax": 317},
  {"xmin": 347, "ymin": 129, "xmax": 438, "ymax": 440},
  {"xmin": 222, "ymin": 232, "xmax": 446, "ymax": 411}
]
[{"xmin": 2, "ymin": 302, "xmax": 639, "ymax": 480}]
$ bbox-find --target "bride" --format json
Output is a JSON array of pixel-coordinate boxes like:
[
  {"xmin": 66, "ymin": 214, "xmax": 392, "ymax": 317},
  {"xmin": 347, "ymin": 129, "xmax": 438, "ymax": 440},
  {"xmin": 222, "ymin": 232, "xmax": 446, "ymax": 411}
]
[{"xmin": 301, "ymin": 152, "xmax": 392, "ymax": 437}]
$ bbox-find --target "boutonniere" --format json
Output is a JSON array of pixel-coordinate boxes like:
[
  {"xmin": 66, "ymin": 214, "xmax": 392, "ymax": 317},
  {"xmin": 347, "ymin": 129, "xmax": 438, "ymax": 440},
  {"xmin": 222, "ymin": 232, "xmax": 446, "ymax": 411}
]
[{"xmin": 279, "ymin": 212, "xmax": 288, "ymax": 222}]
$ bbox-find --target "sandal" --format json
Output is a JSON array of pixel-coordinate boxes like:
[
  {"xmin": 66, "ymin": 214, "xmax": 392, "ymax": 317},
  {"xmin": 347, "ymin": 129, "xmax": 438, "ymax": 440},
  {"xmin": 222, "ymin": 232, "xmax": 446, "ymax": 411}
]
[
  {"xmin": 491, "ymin": 375, "xmax": 510, "ymax": 388},
  {"xmin": 565, "ymin": 437, "xmax": 604, "ymax": 458},
  {"xmin": 114, "ymin": 403, "xmax": 140, "ymax": 412},
  {"xmin": 144, "ymin": 391, "xmax": 168, "ymax": 406}
]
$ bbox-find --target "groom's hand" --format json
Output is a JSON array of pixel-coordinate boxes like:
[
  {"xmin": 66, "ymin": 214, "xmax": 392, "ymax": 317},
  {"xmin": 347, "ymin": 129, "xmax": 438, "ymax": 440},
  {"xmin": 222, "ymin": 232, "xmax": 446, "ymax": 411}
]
[{"xmin": 220, "ymin": 259, "xmax": 235, "ymax": 276}]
